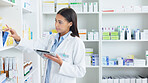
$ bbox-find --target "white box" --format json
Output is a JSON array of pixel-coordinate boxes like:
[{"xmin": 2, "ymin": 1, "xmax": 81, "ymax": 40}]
[
  {"xmin": 56, "ymin": 3, "xmax": 69, "ymax": 12},
  {"xmin": 125, "ymin": 78, "xmax": 130, "ymax": 83},
  {"xmin": 42, "ymin": 0, "xmax": 55, "ymax": 12},
  {"xmin": 141, "ymin": 32, "xmax": 144, "ymax": 40},
  {"xmin": 107, "ymin": 79, "xmax": 113, "ymax": 83},
  {"xmin": 93, "ymin": 2, "xmax": 98, "ymax": 12},
  {"xmin": 127, "ymin": 28, "xmax": 131, "ymax": 40},
  {"xmin": 102, "ymin": 79, "xmax": 107, "ymax": 83},
  {"xmin": 88, "ymin": 32, "xmax": 93, "ymax": 40},
  {"xmin": 0, "ymin": 57, "xmax": 3, "ymax": 71},
  {"xmin": 79, "ymin": 29, "xmax": 87, "ymax": 40},
  {"xmin": 136, "ymin": 78, "xmax": 142, "ymax": 83},
  {"xmin": 134, "ymin": 59, "xmax": 146, "ymax": 66},
  {"xmin": 4, "ymin": 57, "xmax": 9, "ymax": 71},
  {"xmin": 85, "ymin": 56, "xmax": 91, "ymax": 66},
  {"xmin": 142, "ymin": 6, "xmax": 148, "ymax": 12},
  {"xmin": 83, "ymin": 2, "xmax": 87, "ymax": 12},
  {"xmin": 93, "ymin": 32, "xmax": 99, "ymax": 40},
  {"xmin": 131, "ymin": 78, "xmax": 136, "ymax": 83},
  {"xmin": 125, "ymin": 6, "xmax": 133, "ymax": 12},
  {"xmin": 114, "ymin": 78, "xmax": 119, "ymax": 83},
  {"xmin": 9, "ymin": 58, "xmax": 13, "ymax": 70},
  {"xmin": 70, "ymin": 3, "xmax": 82, "ymax": 12},
  {"xmin": 120, "ymin": 79, "xmax": 125, "ymax": 83},
  {"xmin": 88, "ymin": 2, "xmax": 93, "ymax": 12},
  {"xmin": 142, "ymin": 78, "xmax": 147, "ymax": 83},
  {"xmin": 12, "ymin": 57, "xmax": 17, "ymax": 70},
  {"xmin": 134, "ymin": 6, "xmax": 141, "ymax": 12},
  {"xmin": 85, "ymin": 48, "xmax": 93, "ymax": 56}
]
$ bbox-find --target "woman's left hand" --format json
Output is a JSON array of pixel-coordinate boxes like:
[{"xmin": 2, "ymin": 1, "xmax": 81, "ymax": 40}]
[{"xmin": 44, "ymin": 54, "xmax": 63, "ymax": 66}]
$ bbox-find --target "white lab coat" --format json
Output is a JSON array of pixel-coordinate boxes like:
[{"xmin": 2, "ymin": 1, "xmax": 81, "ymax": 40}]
[{"xmin": 16, "ymin": 33, "xmax": 86, "ymax": 83}]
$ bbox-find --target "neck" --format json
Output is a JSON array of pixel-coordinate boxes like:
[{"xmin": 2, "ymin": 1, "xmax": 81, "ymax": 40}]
[{"xmin": 60, "ymin": 31, "xmax": 69, "ymax": 37}]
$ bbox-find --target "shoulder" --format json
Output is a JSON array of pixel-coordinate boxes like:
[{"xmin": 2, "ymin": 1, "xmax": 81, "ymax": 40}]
[{"xmin": 70, "ymin": 36, "xmax": 84, "ymax": 46}]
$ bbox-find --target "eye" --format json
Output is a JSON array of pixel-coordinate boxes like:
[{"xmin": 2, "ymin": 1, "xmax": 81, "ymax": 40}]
[{"xmin": 59, "ymin": 21, "xmax": 63, "ymax": 24}]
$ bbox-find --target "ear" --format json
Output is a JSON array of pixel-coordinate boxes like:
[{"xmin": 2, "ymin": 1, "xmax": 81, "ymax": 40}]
[{"xmin": 69, "ymin": 22, "xmax": 73, "ymax": 27}]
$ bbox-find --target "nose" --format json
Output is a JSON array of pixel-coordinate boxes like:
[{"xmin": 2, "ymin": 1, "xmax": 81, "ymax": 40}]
[{"xmin": 55, "ymin": 21, "xmax": 58, "ymax": 28}]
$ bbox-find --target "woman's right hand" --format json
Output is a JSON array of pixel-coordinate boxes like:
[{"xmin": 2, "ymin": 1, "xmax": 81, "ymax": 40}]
[{"xmin": 5, "ymin": 26, "xmax": 21, "ymax": 42}]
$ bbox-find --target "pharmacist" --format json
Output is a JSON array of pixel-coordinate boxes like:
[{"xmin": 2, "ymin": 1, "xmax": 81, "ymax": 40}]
[{"xmin": 5, "ymin": 8, "xmax": 86, "ymax": 83}]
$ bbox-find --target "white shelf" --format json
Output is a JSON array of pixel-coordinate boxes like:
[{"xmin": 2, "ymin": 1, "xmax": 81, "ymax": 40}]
[
  {"xmin": 0, "ymin": 0, "xmax": 16, "ymax": 6},
  {"xmin": 22, "ymin": 8, "xmax": 32, "ymax": 13},
  {"xmin": 102, "ymin": 66, "xmax": 148, "ymax": 68},
  {"xmin": 86, "ymin": 66, "xmax": 99, "ymax": 68},
  {"xmin": 43, "ymin": 12, "xmax": 99, "ymax": 15},
  {"xmin": 102, "ymin": 40, "xmax": 148, "ymax": 42},
  {"xmin": 0, "ymin": 46, "xmax": 14, "ymax": 51},
  {"xmin": 83, "ymin": 40, "xmax": 100, "ymax": 42},
  {"xmin": 102, "ymin": 12, "xmax": 148, "ymax": 14},
  {"xmin": 24, "ymin": 68, "xmax": 37, "ymax": 81}
]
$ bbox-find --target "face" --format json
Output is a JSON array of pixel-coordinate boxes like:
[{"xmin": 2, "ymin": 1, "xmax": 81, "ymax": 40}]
[{"xmin": 55, "ymin": 14, "xmax": 72, "ymax": 36}]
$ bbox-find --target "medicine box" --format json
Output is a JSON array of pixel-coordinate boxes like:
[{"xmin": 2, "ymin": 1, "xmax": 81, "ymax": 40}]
[
  {"xmin": 103, "ymin": 36, "xmax": 110, "ymax": 40},
  {"xmin": 111, "ymin": 32, "xmax": 118, "ymax": 36},
  {"xmin": 42, "ymin": 0, "xmax": 55, "ymax": 12},
  {"xmin": 83, "ymin": 3, "xmax": 87, "ymax": 12},
  {"xmin": 111, "ymin": 36, "xmax": 119, "ymax": 40},
  {"xmin": 56, "ymin": 3, "xmax": 69, "ymax": 12},
  {"xmin": 103, "ymin": 32, "xmax": 110, "ymax": 36}
]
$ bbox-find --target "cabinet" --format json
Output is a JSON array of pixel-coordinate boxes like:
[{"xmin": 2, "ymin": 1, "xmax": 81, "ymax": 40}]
[
  {"xmin": 39, "ymin": 0, "xmax": 148, "ymax": 83},
  {"xmin": 0, "ymin": 0, "xmax": 40, "ymax": 83}
]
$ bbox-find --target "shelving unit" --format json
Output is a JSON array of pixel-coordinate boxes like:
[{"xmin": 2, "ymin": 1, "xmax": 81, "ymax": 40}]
[
  {"xmin": 0, "ymin": 46, "xmax": 15, "ymax": 51},
  {"xmin": 24, "ymin": 68, "xmax": 37, "ymax": 81},
  {"xmin": 0, "ymin": 0, "xmax": 16, "ymax": 6},
  {"xmin": 0, "ymin": 0, "xmax": 40, "ymax": 83}
]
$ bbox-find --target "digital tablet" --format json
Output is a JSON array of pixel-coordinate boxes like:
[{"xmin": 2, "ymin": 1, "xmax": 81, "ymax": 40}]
[{"xmin": 34, "ymin": 49, "xmax": 56, "ymax": 57}]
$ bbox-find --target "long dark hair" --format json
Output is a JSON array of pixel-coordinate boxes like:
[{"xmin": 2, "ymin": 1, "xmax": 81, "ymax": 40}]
[{"xmin": 57, "ymin": 8, "xmax": 79, "ymax": 37}]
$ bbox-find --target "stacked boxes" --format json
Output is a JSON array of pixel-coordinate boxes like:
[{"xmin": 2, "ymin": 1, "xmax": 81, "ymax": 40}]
[
  {"xmin": 102, "ymin": 56, "xmax": 109, "ymax": 66},
  {"xmin": 56, "ymin": 0, "xmax": 69, "ymax": 12},
  {"xmin": 85, "ymin": 48, "xmax": 93, "ymax": 66},
  {"xmin": 0, "ymin": 57, "xmax": 18, "ymax": 82},
  {"xmin": 69, "ymin": 0, "xmax": 82, "ymax": 12},
  {"xmin": 42, "ymin": 0, "xmax": 55, "ymax": 12},
  {"xmin": 92, "ymin": 54, "xmax": 99, "ymax": 66},
  {"xmin": 79, "ymin": 29, "xmax": 87, "ymax": 40}
]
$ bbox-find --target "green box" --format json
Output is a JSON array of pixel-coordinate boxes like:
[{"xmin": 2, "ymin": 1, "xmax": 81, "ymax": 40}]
[
  {"xmin": 102, "ymin": 32, "xmax": 109, "ymax": 36},
  {"xmin": 103, "ymin": 36, "xmax": 110, "ymax": 40},
  {"xmin": 111, "ymin": 32, "xmax": 118, "ymax": 36},
  {"xmin": 12, "ymin": 0, "xmax": 15, "ymax": 3},
  {"xmin": 111, "ymin": 36, "xmax": 119, "ymax": 40}
]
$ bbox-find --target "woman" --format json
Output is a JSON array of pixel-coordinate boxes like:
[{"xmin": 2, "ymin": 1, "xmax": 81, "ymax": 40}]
[{"xmin": 5, "ymin": 8, "xmax": 86, "ymax": 83}]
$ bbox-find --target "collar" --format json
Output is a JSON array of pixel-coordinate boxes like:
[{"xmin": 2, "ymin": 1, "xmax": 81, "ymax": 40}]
[{"xmin": 55, "ymin": 31, "xmax": 72, "ymax": 42}]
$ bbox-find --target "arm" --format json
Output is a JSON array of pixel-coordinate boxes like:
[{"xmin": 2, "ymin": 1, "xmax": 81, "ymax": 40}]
[
  {"xmin": 5, "ymin": 27, "xmax": 51, "ymax": 59},
  {"xmin": 59, "ymin": 39, "xmax": 86, "ymax": 78}
]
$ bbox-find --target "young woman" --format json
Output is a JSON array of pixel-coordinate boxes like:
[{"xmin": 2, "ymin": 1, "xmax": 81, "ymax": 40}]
[{"xmin": 5, "ymin": 8, "xmax": 86, "ymax": 83}]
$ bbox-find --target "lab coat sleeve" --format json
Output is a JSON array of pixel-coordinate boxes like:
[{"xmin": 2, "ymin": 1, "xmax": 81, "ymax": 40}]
[
  {"xmin": 15, "ymin": 36, "xmax": 52, "ymax": 59},
  {"xmin": 59, "ymin": 38, "xmax": 86, "ymax": 78}
]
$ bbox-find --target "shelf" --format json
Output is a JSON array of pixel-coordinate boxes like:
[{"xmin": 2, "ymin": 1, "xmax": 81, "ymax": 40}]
[
  {"xmin": 102, "ymin": 66, "xmax": 148, "ymax": 68},
  {"xmin": 0, "ymin": 0, "xmax": 16, "ymax": 6},
  {"xmin": 86, "ymin": 66, "xmax": 99, "ymax": 68},
  {"xmin": 102, "ymin": 12, "xmax": 148, "ymax": 14},
  {"xmin": 0, "ymin": 46, "xmax": 14, "ymax": 52},
  {"xmin": 83, "ymin": 40, "xmax": 100, "ymax": 42},
  {"xmin": 43, "ymin": 12, "xmax": 99, "ymax": 15},
  {"xmin": 102, "ymin": 40, "xmax": 148, "ymax": 42},
  {"xmin": 23, "ymin": 8, "xmax": 32, "ymax": 13},
  {"xmin": 24, "ymin": 68, "xmax": 37, "ymax": 81}
]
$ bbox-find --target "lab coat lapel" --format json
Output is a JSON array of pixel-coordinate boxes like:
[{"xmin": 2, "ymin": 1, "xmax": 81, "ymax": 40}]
[{"xmin": 55, "ymin": 34, "xmax": 72, "ymax": 53}]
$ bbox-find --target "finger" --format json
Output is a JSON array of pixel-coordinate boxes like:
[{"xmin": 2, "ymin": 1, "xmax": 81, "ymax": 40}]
[
  {"xmin": 56, "ymin": 54, "xmax": 61, "ymax": 59},
  {"xmin": 44, "ymin": 54, "xmax": 58, "ymax": 62}
]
